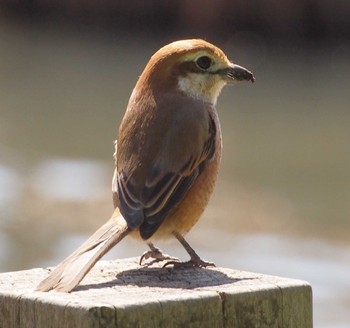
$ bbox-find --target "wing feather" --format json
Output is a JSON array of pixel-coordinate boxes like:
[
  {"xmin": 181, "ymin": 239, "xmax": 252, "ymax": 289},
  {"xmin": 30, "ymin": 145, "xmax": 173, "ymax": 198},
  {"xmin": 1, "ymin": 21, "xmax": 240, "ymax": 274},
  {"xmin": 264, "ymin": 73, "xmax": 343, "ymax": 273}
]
[{"xmin": 116, "ymin": 99, "xmax": 217, "ymax": 239}]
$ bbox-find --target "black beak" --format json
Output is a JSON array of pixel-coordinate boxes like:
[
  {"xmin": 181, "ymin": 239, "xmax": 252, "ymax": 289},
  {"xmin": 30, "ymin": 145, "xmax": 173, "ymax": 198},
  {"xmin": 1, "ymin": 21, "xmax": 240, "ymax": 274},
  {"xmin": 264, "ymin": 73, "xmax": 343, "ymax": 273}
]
[{"xmin": 225, "ymin": 64, "xmax": 255, "ymax": 83}]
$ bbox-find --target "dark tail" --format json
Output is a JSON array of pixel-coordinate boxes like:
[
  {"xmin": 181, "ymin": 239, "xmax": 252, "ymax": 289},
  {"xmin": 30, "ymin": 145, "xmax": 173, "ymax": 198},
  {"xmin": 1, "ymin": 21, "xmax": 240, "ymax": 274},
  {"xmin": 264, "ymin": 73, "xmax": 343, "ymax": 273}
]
[{"xmin": 36, "ymin": 209, "xmax": 130, "ymax": 292}]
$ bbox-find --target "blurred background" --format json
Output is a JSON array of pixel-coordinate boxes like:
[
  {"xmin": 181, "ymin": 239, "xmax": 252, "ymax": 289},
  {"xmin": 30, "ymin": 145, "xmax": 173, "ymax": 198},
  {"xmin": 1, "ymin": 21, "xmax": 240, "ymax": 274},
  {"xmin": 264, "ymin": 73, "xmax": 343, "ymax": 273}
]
[{"xmin": 0, "ymin": 1, "xmax": 349, "ymax": 326}]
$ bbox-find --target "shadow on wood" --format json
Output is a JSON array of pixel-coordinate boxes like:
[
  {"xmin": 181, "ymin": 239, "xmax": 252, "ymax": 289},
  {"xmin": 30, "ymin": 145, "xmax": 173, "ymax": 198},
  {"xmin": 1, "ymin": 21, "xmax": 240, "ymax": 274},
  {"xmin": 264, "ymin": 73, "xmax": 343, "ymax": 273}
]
[{"xmin": 76, "ymin": 265, "xmax": 256, "ymax": 291}]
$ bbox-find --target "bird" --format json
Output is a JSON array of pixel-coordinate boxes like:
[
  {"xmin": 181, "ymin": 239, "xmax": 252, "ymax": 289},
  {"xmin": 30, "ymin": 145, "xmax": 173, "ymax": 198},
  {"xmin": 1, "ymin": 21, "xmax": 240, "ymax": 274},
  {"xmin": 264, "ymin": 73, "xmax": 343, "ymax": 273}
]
[{"xmin": 36, "ymin": 39, "xmax": 255, "ymax": 293}]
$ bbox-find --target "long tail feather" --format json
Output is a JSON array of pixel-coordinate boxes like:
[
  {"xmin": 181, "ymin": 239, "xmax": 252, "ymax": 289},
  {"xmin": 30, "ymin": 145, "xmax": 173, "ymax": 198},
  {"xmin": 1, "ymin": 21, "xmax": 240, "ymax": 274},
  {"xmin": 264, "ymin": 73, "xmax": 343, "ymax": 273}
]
[{"xmin": 36, "ymin": 209, "xmax": 130, "ymax": 292}]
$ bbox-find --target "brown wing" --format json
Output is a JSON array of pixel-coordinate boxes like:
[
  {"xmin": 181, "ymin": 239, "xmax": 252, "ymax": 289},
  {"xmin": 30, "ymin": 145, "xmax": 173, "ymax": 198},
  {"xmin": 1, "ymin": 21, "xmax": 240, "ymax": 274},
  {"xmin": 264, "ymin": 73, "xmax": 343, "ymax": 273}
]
[{"xmin": 115, "ymin": 95, "xmax": 216, "ymax": 240}]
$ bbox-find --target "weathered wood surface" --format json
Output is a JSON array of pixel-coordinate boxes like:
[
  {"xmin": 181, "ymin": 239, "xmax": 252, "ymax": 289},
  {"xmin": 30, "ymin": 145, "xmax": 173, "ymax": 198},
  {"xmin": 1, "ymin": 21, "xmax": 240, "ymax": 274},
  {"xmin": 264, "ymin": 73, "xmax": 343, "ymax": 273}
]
[{"xmin": 0, "ymin": 257, "xmax": 312, "ymax": 328}]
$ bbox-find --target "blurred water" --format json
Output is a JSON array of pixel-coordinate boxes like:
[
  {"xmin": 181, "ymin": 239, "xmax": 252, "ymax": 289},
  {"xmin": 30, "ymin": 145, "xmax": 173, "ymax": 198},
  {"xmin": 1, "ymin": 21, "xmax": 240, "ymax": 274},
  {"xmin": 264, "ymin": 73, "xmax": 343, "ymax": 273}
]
[
  {"xmin": 0, "ymin": 20, "xmax": 349, "ymax": 327},
  {"xmin": 32, "ymin": 159, "xmax": 110, "ymax": 201}
]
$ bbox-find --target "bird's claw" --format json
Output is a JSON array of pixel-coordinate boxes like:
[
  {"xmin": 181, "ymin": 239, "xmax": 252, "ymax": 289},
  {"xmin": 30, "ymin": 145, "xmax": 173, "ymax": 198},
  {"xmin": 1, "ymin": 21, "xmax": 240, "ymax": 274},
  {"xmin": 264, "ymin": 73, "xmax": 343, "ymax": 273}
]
[
  {"xmin": 139, "ymin": 248, "xmax": 178, "ymax": 266},
  {"xmin": 163, "ymin": 257, "xmax": 216, "ymax": 269}
]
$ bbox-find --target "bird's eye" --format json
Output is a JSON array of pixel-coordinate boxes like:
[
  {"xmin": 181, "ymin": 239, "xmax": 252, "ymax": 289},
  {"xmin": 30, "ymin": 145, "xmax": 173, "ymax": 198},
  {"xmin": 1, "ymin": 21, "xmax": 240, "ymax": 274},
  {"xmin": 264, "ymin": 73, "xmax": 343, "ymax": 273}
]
[{"xmin": 196, "ymin": 56, "xmax": 212, "ymax": 70}]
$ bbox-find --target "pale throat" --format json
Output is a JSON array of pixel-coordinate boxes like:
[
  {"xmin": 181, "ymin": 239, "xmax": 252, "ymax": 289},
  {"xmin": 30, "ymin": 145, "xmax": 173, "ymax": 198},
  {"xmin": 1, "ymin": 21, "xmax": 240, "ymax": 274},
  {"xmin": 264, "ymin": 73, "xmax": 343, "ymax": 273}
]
[{"xmin": 177, "ymin": 73, "xmax": 226, "ymax": 106}]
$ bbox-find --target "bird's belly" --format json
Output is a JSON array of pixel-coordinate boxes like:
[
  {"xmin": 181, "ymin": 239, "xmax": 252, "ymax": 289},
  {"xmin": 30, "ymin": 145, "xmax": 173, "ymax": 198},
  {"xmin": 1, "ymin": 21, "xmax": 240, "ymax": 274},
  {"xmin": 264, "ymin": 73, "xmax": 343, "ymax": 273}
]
[
  {"xmin": 129, "ymin": 114, "xmax": 222, "ymax": 242},
  {"xmin": 150, "ymin": 139, "xmax": 221, "ymax": 241}
]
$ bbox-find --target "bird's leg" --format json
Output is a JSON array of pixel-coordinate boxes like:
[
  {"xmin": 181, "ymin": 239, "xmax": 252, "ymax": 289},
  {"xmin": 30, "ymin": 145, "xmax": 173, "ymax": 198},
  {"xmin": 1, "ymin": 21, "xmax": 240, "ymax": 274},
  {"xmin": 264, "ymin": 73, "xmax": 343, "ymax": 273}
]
[
  {"xmin": 139, "ymin": 242, "xmax": 178, "ymax": 265},
  {"xmin": 164, "ymin": 232, "xmax": 215, "ymax": 268}
]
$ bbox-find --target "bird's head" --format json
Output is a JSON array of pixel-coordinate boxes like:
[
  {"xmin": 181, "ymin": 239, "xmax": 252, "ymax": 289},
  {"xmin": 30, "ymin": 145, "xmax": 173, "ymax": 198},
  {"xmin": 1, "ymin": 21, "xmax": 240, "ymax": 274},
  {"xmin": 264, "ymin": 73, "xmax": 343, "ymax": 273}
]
[{"xmin": 134, "ymin": 39, "xmax": 255, "ymax": 106}]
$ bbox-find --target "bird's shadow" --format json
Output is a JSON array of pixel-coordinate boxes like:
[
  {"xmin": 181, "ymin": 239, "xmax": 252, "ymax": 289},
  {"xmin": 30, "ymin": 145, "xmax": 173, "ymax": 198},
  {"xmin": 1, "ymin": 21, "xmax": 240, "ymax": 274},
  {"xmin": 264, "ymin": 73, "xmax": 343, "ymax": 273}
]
[{"xmin": 75, "ymin": 264, "xmax": 257, "ymax": 292}]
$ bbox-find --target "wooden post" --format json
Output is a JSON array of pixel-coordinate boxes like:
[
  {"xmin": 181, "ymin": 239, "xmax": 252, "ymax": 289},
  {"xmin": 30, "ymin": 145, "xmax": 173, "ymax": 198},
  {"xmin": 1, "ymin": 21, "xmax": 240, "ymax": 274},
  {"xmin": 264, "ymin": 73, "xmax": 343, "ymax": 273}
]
[{"xmin": 0, "ymin": 257, "xmax": 312, "ymax": 327}]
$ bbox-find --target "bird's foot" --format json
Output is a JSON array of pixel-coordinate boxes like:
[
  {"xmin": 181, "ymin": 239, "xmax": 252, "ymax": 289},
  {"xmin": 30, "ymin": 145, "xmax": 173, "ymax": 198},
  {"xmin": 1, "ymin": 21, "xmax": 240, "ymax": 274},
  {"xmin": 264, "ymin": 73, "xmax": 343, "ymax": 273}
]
[
  {"xmin": 163, "ymin": 254, "xmax": 215, "ymax": 269},
  {"xmin": 139, "ymin": 245, "xmax": 178, "ymax": 266},
  {"xmin": 167, "ymin": 232, "xmax": 215, "ymax": 269}
]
